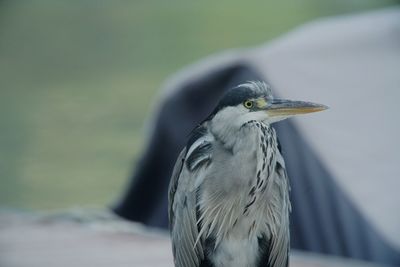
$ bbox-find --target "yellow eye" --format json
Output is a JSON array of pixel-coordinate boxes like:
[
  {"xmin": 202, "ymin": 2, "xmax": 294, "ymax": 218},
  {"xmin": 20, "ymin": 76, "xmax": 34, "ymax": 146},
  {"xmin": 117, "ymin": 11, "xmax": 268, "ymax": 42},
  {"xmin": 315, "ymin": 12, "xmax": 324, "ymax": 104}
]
[{"xmin": 244, "ymin": 100, "xmax": 253, "ymax": 109}]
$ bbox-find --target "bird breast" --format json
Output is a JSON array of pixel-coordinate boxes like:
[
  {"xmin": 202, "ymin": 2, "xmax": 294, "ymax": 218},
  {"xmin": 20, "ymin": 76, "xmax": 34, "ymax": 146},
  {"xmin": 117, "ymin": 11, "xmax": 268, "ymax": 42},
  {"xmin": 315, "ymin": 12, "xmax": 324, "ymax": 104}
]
[{"xmin": 197, "ymin": 121, "xmax": 278, "ymax": 247}]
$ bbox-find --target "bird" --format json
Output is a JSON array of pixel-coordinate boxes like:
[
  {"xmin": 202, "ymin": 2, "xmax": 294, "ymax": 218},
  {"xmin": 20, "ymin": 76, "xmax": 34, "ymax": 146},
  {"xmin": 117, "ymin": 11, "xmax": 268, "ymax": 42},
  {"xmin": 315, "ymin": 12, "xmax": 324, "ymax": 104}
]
[{"xmin": 168, "ymin": 81, "xmax": 327, "ymax": 267}]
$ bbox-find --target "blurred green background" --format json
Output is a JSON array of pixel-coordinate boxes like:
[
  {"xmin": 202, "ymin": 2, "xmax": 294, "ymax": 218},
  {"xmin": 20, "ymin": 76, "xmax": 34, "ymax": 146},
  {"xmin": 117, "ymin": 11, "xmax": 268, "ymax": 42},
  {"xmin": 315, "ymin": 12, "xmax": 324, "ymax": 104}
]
[{"xmin": 0, "ymin": 0, "xmax": 397, "ymax": 211}]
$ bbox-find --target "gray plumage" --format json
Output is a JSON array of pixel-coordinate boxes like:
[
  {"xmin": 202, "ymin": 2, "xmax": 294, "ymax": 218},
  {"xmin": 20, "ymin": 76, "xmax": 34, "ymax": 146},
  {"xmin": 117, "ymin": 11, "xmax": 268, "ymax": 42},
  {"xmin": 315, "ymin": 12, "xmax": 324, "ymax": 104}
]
[{"xmin": 168, "ymin": 81, "xmax": 327, "ymax": 267}]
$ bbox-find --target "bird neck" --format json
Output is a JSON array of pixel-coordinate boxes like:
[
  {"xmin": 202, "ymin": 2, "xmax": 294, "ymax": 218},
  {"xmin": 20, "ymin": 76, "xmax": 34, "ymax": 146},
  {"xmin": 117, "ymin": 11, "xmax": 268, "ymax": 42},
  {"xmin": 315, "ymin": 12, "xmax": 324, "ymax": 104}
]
[
  {"xmin": 208, "ymin": 108, "xmax": 265, "ymax": 150},
  {"xmin": 208, "ymin": 117, "xmax": 273, "ymax": 152}
]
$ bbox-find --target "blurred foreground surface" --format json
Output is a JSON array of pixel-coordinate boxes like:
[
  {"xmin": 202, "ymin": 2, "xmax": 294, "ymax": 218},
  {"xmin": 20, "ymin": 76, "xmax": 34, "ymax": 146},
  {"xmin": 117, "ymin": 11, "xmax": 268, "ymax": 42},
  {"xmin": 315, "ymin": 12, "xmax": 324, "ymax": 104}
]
[{"xmin": 0, "ymin": 211, "xmax": 392, "ymax": 267}]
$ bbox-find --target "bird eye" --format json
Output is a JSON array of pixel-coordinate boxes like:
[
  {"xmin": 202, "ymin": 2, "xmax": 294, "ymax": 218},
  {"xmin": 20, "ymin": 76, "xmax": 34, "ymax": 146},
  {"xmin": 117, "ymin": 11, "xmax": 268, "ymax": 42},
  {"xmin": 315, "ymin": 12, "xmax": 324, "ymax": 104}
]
[{"xmin": 244, "ymin": 100, "xmax": 253, "ymax": 109}]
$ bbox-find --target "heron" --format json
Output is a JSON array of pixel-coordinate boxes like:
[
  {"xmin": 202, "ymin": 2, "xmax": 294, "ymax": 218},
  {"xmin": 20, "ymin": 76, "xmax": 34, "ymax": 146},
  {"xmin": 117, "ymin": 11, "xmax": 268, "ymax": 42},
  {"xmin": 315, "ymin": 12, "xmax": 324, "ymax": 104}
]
[{"xmin": 168, "ymin": 81, "xmax": 327, "ymax": 267}]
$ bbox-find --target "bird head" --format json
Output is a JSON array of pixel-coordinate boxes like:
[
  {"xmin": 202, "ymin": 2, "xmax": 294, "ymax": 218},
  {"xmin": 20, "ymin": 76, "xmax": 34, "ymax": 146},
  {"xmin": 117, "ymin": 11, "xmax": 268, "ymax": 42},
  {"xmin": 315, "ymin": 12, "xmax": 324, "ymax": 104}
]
[{"xmin": 208, "ymin": 81, "xmax": 327, "ymax": 135}]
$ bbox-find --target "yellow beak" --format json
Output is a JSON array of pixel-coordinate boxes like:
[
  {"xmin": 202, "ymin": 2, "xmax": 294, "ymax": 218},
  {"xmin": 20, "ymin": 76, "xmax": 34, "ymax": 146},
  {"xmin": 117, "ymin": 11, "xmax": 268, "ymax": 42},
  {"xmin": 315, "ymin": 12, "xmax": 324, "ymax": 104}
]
[{"xmin": 265, "ymin": 99, "xmax": 328, "ymax": 117}]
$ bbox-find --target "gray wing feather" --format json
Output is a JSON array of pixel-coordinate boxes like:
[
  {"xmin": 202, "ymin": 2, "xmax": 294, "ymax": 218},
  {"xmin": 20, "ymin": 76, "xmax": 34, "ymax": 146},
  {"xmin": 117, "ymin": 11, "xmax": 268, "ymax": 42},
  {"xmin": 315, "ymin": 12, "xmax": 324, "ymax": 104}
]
[
  {"xmin": 265, "ymin": 151, "xmax": 290, "ymax": 267},
  {"xmin": 168, "ymin": 148, "xmax": 187, "ymax": 227},
  {"xmin": 168, "ymin": 147, "xmax": 205, "ymax": 267}
]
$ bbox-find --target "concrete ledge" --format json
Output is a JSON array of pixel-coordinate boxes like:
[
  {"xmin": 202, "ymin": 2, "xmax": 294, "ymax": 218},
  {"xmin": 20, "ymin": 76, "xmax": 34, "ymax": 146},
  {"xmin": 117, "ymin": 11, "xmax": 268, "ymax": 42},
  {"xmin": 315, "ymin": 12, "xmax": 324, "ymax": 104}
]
[{"xmin": 0, "ymin": 210, "xmax": 392, "ymax": 267}]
